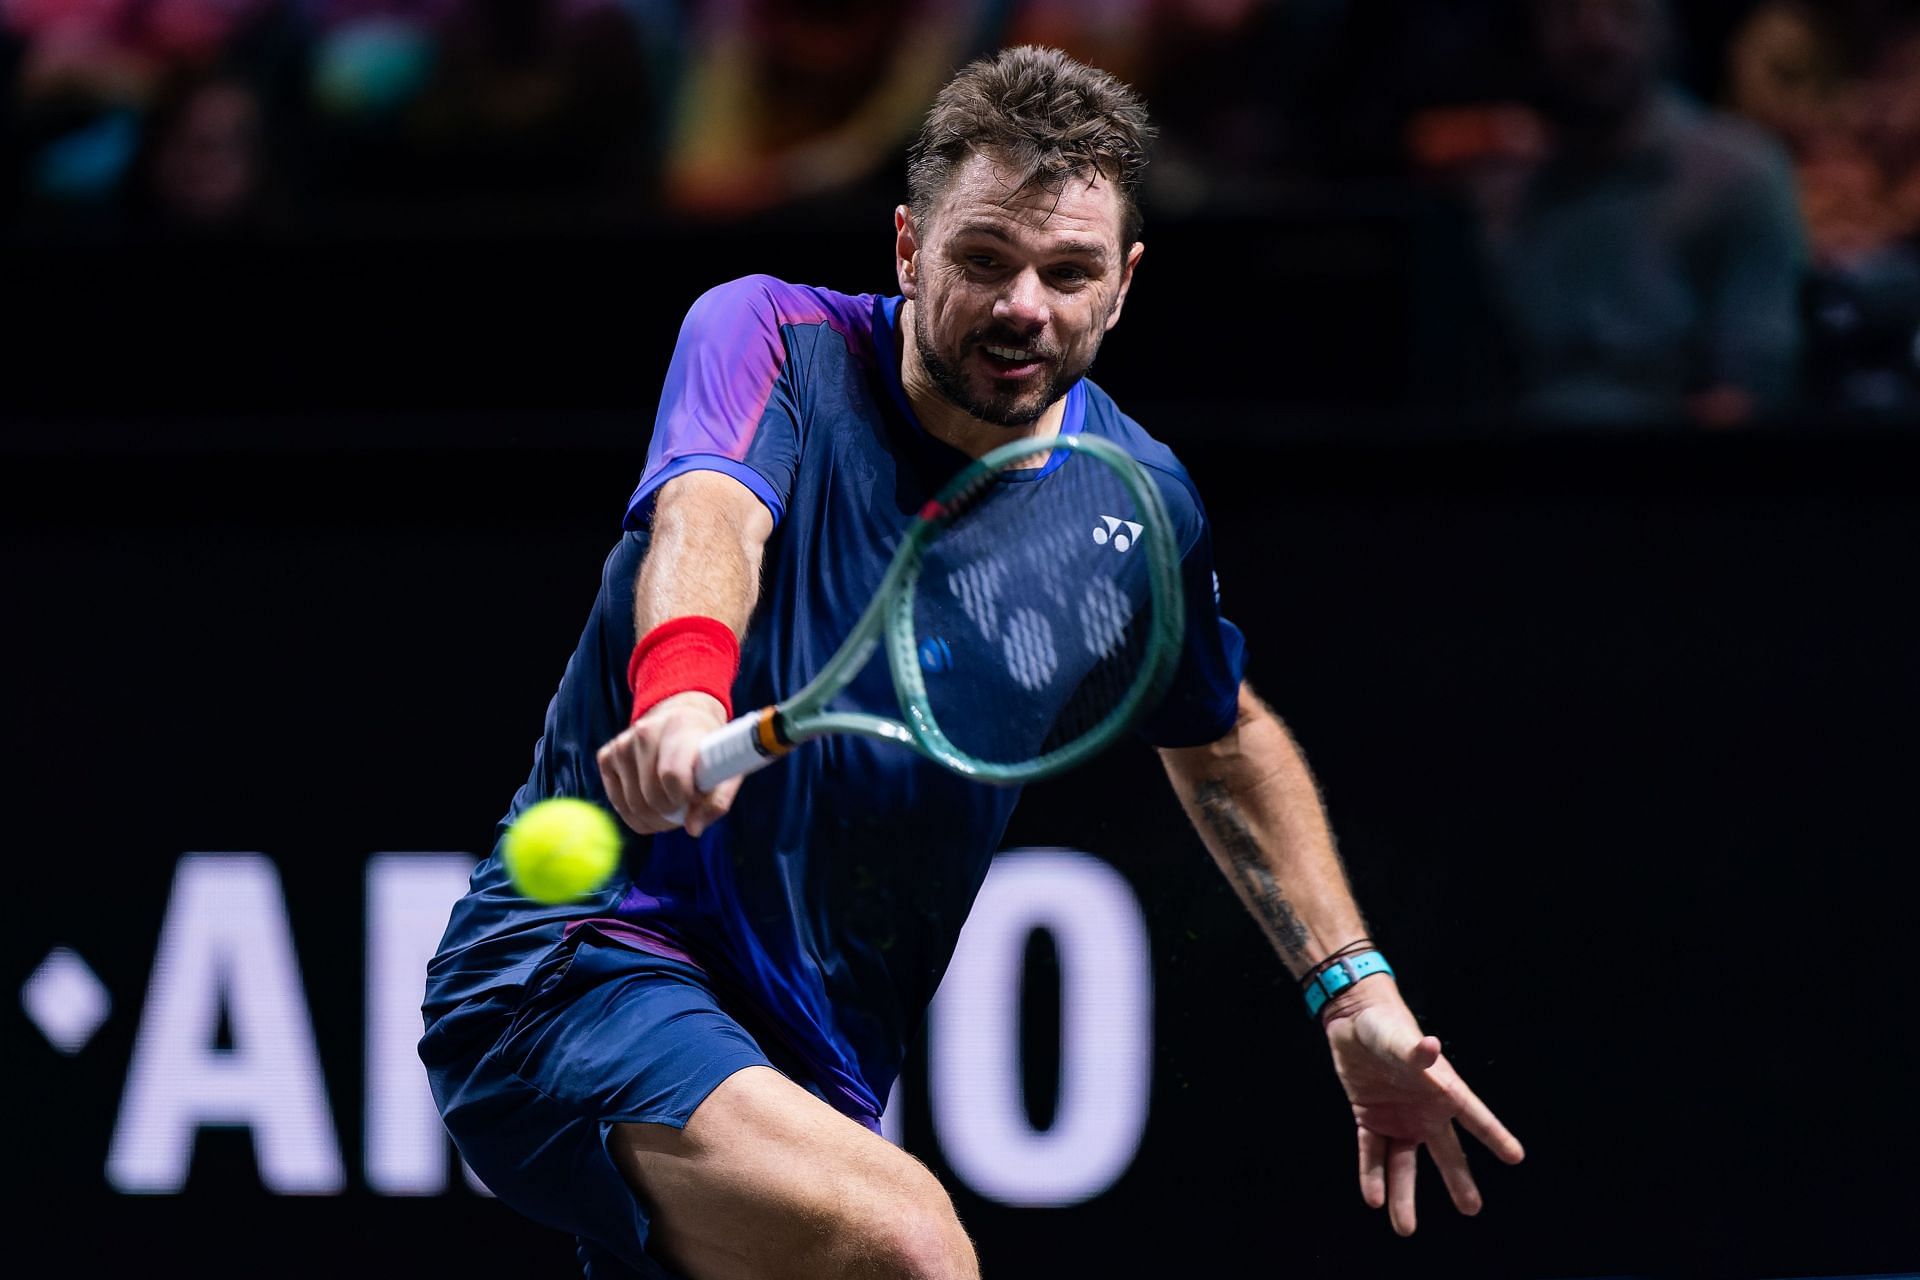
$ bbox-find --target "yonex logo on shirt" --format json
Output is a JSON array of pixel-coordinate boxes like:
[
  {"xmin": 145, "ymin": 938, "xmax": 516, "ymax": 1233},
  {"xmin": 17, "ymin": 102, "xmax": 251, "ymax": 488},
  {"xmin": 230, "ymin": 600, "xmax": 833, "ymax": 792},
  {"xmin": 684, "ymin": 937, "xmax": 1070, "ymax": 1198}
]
[{"xmin": 1092, "ymin": 515, "xmax": 1143, "ymax": 552}]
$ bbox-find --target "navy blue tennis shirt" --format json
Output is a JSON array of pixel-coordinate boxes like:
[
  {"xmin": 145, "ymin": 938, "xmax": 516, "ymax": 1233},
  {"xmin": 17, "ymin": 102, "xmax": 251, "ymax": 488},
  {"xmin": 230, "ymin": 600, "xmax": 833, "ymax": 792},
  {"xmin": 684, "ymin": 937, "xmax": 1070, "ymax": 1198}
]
[{"xmin": 426, "ymin": 276, "xmax": 1246, "ymax": 1122}]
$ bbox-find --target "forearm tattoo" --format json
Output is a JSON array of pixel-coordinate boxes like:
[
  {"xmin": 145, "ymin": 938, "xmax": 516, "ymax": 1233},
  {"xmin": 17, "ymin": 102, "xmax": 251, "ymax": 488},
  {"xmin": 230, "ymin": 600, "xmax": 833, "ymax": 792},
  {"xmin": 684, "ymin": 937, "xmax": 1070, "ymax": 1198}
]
[{"xmin": 1193, "ymin": 779, "xmax": 1313, "ymax": 968}]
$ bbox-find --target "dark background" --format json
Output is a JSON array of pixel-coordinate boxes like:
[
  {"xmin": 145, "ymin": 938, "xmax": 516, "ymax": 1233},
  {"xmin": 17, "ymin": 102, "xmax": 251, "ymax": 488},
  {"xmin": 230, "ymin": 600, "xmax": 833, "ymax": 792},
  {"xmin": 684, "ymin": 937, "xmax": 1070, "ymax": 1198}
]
[
  {"xmin": 7, "ymin": 0, "xmax": 1920, "ymax": 1276},
  {"xmin": 6, "ymin": 431, "xmax": 1917, "ymax": 1278}
]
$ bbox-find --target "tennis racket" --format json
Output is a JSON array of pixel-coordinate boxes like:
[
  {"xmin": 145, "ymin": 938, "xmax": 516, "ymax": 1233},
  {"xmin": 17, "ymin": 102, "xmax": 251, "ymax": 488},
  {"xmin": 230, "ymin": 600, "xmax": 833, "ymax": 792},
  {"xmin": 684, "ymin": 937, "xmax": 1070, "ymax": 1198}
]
[{"xmin": 666, "ymin": 431, "xmax": 1184, "ymax": 816}]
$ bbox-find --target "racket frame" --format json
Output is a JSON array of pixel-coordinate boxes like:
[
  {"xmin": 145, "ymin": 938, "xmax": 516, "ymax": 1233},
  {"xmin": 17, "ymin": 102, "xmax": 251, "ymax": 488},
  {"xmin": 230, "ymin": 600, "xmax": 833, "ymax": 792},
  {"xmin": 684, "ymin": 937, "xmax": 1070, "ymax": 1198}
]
[{"xmin": 691, "ymin": 431, "xmax": 1184, "ymax": 792}]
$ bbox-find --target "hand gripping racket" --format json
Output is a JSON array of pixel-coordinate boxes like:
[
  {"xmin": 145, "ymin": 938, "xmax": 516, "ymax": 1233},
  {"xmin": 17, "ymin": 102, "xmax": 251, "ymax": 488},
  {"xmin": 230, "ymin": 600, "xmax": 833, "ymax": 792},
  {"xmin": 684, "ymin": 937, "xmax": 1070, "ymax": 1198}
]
[{"xmin": 666, "ymin": 431, "xmax": 1184, "ymax": 817}]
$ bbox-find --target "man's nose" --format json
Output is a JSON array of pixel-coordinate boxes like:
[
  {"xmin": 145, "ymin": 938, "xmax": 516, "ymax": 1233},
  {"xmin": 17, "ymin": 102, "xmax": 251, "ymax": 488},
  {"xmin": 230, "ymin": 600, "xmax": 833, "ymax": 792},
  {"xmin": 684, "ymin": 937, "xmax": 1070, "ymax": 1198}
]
[{"xmin": 992, "ymin": 268, "xmax": 1050, "ymax": 334}]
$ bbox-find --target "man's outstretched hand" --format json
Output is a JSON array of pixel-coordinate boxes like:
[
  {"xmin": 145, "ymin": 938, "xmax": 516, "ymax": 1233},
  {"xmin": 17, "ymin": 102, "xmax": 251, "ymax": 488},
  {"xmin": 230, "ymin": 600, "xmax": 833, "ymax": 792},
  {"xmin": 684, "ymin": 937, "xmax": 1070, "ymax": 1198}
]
[{"xmin": 1320, "ymin": 978, "xmax": 1525, "ymax": 1237}]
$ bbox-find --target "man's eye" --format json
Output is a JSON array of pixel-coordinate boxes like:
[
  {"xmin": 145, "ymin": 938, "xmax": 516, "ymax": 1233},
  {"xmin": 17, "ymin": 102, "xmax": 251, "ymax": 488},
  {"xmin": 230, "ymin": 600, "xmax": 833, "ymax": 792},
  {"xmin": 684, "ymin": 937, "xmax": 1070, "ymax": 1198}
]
[
  {"xmin": 966, "ymin": 255, "xmax": 997, "ymax": 269},
  {"xmin": 1053, "ymin": 266, "xmax": 1088, "ymax": 283}
]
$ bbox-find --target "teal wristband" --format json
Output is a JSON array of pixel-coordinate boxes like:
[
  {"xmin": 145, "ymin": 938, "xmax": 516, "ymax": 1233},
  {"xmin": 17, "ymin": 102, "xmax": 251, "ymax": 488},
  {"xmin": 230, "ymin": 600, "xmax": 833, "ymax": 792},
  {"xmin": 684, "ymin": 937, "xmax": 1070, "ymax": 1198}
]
[{"xmin": 1303, "ymin": 950, "xmax": 1393, "ymax": 1019}]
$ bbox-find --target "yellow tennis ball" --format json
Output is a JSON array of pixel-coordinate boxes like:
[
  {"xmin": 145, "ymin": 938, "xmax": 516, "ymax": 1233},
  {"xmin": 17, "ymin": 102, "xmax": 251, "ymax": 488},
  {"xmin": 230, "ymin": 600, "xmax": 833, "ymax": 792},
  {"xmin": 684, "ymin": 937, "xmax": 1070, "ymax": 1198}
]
[{"xmin": 502, "ymin": 798, "xmax": 622, "ymax": 904}]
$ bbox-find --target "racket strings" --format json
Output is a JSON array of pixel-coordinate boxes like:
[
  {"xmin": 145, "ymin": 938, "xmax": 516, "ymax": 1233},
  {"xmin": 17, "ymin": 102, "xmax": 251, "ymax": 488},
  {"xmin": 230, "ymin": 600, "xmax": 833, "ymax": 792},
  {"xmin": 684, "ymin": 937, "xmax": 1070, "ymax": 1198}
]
[{"xmin": 911, "ymin": 452, "xmax": 1161, "ymax": 767}]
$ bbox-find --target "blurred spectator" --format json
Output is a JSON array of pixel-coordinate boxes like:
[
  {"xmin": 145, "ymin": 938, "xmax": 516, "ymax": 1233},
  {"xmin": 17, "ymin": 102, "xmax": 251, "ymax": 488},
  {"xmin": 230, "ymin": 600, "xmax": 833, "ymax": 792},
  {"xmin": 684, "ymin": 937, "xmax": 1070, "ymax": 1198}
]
[
  {"xmin": 1129, "ymin": 0, "xmax": 1350, "ymax": 213},
  {"xmin": 405, "ymin": 0, "xmax": 657, "ymax": 202},
  {"xmin": 308, "ymin": 4, "xmax": 445, "ymax": 124},
  {"xmin": 1728, "ymin": 0, "xmax": 1920, "ymax": 416},
  {"xmin": 4, "ymin": 0, "xmax": 301, "ymax": 233},
  {"xmin": 305, "ymin": 0, "xmax": 659, "ymax": 211},
  {"xmin": 1427, "ymin": 0, "xmax": 1809, "ymax": 429},
  {"xmin": 128, "ymin": 69, "xmax": 273, "ymax": 230},
  {"xmin": 660, "ymin": 0, "xmax": 988, "ymax": 219}
]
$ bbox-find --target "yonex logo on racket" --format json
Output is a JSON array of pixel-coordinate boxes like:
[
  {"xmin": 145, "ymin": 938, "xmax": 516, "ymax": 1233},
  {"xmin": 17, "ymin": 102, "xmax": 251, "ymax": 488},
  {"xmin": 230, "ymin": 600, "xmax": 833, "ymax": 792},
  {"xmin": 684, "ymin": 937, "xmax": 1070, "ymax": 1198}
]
[{"xmin": 1092, "ymin": 515, "xmax": 1144, "ymax": 553}]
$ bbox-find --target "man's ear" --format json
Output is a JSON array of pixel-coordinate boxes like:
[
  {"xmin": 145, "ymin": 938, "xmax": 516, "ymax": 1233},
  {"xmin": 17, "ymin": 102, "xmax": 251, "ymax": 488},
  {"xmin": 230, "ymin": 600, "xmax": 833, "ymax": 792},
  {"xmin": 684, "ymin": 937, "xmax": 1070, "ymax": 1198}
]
[
  {"xmin": 894, "ymin": 205, "xmax": 919, "ymax": 300},
  {"xmin": 1106, "ymin": 240, "xmax": 1145, "ymax": 333}
]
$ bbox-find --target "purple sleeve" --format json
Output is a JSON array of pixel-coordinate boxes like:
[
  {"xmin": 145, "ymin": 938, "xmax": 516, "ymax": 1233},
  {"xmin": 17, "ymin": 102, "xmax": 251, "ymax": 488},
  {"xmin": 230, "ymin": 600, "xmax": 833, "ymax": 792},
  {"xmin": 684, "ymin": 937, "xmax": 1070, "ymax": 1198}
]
[{"xmin": 624, "ymin": 276, "xmax": 811, "ymax": 528}]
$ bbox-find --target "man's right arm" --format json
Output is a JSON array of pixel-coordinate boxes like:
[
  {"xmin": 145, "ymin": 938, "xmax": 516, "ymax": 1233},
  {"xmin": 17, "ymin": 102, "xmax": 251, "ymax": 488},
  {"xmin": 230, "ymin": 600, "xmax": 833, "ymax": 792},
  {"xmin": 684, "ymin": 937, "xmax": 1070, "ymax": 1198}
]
[{"xmin": 597, "ymin": 470, "xmax": 774, "ymax": 837}]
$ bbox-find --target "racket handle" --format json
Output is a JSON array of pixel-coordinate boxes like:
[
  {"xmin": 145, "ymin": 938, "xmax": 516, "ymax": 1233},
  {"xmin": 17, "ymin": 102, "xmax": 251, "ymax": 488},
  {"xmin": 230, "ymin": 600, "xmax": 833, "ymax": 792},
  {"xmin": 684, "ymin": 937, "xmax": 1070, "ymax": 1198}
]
[{"xmin": 662, "ymin": 708, "xmax": 784, "ymax": 826}]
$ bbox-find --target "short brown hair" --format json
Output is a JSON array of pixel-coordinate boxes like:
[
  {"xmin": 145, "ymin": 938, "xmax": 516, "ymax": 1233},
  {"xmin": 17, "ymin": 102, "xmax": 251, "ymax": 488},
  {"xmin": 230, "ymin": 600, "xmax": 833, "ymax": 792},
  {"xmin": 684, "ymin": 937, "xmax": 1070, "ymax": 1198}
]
[{"xmin": 907, "ymin": 46, "xmax": 1155, "ymax": 247}]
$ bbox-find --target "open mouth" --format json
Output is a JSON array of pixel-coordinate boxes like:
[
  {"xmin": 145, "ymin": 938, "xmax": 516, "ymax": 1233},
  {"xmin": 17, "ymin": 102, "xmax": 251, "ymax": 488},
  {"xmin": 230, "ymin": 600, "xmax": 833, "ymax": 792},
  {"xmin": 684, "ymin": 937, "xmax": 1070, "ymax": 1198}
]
[{"xmin": 978, "ymin": 343, "xmax": 1047, "ymax": 378}]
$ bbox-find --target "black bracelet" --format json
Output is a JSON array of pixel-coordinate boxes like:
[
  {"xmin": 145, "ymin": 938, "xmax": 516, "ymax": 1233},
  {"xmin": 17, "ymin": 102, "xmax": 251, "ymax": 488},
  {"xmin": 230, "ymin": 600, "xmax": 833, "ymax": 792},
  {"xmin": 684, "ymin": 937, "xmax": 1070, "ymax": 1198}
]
[{"xmin": 1298, "ymin": 937, "xmax": 1377, "ymax": 988}]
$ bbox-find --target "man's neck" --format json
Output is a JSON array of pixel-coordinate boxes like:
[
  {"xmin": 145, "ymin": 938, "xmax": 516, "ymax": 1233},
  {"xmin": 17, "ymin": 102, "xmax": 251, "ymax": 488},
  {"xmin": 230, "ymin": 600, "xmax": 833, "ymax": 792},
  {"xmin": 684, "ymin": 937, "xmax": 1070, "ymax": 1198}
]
[{"xmin": 897, "ymin": 300, "xmax": 1064, "ymax": 464}]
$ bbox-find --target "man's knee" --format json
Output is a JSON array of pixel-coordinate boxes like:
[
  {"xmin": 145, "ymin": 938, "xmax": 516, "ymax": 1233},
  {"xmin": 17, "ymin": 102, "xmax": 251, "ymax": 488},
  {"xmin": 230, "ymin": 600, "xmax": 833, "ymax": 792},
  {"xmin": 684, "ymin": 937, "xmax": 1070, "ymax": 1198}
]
[{"xmin": 609, "ymin": 1066, "xmax": 979, "ymax": 1279}]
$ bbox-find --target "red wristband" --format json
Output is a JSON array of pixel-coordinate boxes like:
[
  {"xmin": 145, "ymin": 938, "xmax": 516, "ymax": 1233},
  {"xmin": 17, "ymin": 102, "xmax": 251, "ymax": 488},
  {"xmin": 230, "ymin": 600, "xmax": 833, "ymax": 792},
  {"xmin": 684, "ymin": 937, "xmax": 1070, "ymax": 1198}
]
[{"xmin": 627, "ymin": 616, "xmax": 740, "ymax": 724}]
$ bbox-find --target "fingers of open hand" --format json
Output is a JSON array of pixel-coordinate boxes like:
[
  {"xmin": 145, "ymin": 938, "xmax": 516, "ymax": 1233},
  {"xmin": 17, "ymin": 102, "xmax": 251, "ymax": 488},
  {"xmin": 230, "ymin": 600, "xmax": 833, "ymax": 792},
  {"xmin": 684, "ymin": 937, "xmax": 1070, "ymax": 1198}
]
[
  {"xmin": 1368, "ymin": 1124, "xmax": 1480, "ymax": 1237},
  {"xmin": 1441, "ymin": 1071, "xmax": 1526, "ymax": 1166},
  {"xmin": 1393, "ymin": 1042, "xmax": 1524, "ymax": 1167},
  {"xmin": 1357, "ymin": 1127, "xmax": 1387, "ymax": 1210},
  {"xmin": 1429, "ymin": 1122, "xmax": 1484, "ymax": 1217},
  {"xmin": 1387, "ymin": 1139, "xmax": 1419, "ymax": 1236},
  {"xmin": 1407, "ymin": 1034, "xmax": 1442, "ymax": 1072},
  {"xmin": 1346, "ymin": 1035, "xmax": 1522, "ymax": 1235}
]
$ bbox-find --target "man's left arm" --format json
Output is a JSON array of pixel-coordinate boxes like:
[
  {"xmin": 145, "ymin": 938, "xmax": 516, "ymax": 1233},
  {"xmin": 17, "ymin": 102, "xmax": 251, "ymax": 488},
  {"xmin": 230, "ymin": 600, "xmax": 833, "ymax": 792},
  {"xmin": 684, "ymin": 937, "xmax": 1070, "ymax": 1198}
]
[{"xmin": 1159, "ymin": 681, "xmax": 1526, "ymax": 1237}]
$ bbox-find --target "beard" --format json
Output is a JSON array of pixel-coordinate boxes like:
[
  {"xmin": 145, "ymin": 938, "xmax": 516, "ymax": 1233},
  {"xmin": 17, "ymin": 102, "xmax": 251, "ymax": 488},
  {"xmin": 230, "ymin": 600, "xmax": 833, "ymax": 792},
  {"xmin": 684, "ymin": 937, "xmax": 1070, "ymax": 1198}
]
[{"xmin": 913, "ymin": 308, "xmax": 1098, "ymax": 428}]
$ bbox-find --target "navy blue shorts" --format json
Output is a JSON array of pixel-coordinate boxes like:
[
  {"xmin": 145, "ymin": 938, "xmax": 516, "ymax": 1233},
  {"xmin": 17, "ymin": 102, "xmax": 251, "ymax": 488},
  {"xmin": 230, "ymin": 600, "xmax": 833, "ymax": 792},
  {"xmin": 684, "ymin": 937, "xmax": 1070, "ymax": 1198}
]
[{"xmin": 420, "ymin": 931, "xmax": 779, "ymax": 1279}]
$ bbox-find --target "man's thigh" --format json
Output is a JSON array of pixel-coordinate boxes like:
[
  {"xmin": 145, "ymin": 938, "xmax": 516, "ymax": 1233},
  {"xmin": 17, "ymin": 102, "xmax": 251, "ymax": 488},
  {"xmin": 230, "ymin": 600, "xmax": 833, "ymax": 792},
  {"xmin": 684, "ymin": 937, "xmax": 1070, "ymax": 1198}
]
[
  {"xmin": 611, "ymin": 1065, "xmax": 977, "ymax": 1280},
  {"xmin": 427, "ymin": 935, "xmax": 774, "ymax": 1276}
]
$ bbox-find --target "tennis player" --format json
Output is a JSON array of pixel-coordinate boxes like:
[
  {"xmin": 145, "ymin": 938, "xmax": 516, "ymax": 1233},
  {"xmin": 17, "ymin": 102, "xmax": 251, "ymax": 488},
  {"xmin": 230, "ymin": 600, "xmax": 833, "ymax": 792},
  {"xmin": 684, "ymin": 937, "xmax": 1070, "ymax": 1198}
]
[{"xmin": 423, "ymin": 45, "xmax": 1523, "ymax": 1279}]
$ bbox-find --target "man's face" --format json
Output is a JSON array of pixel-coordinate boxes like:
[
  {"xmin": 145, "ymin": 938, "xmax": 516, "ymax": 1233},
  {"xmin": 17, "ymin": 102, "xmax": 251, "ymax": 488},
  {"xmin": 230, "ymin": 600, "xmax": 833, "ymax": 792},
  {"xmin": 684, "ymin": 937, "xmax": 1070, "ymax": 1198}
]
[
  {"xmin": 1535, "ymin": 0, "xmax": 1663, "ymax": 126},
  {"xmin": 897, "ymin": 151, "xmax": 1141, "ymax": 428}
]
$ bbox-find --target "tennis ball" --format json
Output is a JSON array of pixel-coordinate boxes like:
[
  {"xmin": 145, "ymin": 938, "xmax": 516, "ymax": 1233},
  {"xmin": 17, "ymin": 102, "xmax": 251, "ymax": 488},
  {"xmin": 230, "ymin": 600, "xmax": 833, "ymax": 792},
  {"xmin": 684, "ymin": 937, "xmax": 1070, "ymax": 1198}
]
[{"xmin": 502, "ymin": 798, "xmax": 622, "ymax": 904}]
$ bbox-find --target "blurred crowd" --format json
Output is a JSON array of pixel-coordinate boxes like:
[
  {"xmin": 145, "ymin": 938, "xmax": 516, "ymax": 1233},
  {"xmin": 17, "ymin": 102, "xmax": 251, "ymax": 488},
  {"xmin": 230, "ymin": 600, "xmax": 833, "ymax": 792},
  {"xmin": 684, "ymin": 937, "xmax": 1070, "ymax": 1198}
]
[
  {"xmin": 4, "ymin": 0, "xmax": 1918, "ymax": 427},
  {"xmin": 1401, "ymin": 0, "xmax": 1920, "ymax": 424},
  {"xmin": 2, "ymin": 0, "xmax": 1298, "ymax": 229}
]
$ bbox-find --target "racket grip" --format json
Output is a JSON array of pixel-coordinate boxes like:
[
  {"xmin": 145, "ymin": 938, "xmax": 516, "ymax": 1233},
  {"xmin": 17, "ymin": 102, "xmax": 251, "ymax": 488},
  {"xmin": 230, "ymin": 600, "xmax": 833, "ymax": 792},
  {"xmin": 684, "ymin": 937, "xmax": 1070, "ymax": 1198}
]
[{"xmin": 662, "ymin": 708, "xmax": 783, "ymax": 826}]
